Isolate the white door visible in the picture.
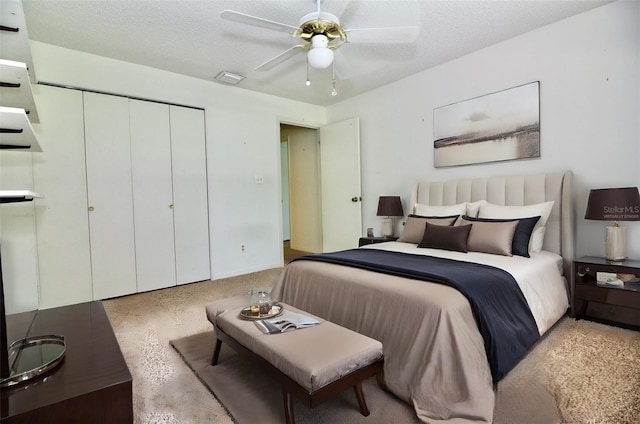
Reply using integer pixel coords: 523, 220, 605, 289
319, 117, 362, 252
170, 105, 211, 284
33, 84, 93, 308
84, 92, 137, 299
280, 138, 291, 241
130, 99, 176, 292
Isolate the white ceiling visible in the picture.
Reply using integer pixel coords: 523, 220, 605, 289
21, 0, 612, 106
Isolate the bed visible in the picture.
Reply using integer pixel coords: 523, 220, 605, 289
270, 171, 574, 423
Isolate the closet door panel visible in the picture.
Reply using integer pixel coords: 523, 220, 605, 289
130, 99, 176, 292
32, 85, 93, 308
170, 106, 210, 284
84, 92, 137, 300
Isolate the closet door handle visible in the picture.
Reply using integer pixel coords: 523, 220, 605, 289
169, 204, 174, 209
88, 206, 95, 211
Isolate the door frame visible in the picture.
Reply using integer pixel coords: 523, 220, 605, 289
277, 118, 322, 265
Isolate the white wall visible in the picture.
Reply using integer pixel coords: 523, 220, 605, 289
327, 0, 640, 260
15, 42, 325, 295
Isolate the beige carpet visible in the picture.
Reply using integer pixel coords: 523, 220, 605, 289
104, 268, 640, 424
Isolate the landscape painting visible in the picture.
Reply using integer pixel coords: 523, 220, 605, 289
434, 82, 540, 167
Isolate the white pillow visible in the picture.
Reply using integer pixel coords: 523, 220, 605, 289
466, 200, 487, 218
478, 201, 554, 252
414, 202, 467, 217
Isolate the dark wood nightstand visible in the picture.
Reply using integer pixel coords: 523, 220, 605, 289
573, 256, 640, 329
358, 237, 398, 247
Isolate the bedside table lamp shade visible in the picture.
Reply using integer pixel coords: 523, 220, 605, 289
585, 187, 640, 262
377, 196, 404, 238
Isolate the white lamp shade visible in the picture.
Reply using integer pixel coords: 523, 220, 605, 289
307, 34, 334, 69
307, 46, 333, 69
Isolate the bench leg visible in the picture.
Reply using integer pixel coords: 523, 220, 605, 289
282, 387, 295, 424
353, 382, 370, 416
211, 338, 223, 366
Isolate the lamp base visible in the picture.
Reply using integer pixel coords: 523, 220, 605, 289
605, 225, 626, 262
381, 217, 395, 238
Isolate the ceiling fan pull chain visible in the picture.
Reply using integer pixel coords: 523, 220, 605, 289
331, 62, 337, 97
305, 58, 311, 86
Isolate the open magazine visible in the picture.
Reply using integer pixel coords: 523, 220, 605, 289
254, 310, 320, 334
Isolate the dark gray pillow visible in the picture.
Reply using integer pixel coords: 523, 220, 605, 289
417, 222, 471, 253
397, 214, 459, 244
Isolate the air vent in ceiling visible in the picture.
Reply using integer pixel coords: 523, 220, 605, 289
215, 71, 245, 85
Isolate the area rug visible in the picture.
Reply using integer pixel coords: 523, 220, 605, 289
541, 319, 640, 424
171, 317, 640, 424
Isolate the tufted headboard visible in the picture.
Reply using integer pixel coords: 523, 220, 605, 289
409, 171, 575, 277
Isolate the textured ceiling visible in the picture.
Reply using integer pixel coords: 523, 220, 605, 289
22, 0, 612, 106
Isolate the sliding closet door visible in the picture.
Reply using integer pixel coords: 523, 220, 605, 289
84, 92, 137, 300
130, 99, 176, 292
170, 106, 211, 284
33, 85, 93, 308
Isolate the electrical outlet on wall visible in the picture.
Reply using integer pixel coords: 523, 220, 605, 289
241, 244, 246, 253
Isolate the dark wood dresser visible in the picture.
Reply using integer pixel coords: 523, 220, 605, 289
1, 301, 132, 423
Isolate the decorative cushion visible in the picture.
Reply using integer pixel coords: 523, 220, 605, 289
397, 214, 459, 244
459, 218, 518, 256
478, 201, 554, 252
461, 215, 541, 257
418, 222, 472, 253
414, 202, 467, 217
466, 200, 487, 218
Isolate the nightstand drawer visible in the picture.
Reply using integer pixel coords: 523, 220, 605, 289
606, 289, 640, 309
358, 237, 397, 247
574, 284, 608, 303
574, 284, 640, 309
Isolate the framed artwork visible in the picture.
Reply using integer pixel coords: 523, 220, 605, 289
434, 81, 540, 167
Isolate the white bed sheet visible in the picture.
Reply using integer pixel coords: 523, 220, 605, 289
361, 241, 569, 336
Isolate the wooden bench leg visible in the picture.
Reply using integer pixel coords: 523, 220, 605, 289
353, 382, 370, 416
282, 387, 295, 424
211, 338, 223, 366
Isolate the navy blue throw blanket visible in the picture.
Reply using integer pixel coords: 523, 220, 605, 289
292, 249, 539, 382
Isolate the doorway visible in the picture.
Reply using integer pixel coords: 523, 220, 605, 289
280, 124, 322, 262
279, 117, 362, 261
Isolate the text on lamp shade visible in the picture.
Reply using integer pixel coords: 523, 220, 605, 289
602, 205, 640, 220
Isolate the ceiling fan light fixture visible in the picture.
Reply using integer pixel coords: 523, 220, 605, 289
214, 71, 245, 85
307, 34, 333, 69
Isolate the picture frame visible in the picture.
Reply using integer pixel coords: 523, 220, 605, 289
433, 82, 540, 167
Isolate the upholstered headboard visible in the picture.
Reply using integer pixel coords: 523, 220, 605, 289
410, 171, 575, 277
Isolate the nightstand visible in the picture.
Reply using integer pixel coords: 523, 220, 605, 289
573, 256, 640, 328
358, 236, 398, 247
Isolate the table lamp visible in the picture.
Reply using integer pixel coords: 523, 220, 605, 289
377, 196, 404, 238
584, 187, 640, 262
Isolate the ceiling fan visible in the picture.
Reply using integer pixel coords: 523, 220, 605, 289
220, 0, 418, 74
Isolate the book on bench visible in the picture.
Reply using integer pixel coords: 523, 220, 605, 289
255, 311, 320, 334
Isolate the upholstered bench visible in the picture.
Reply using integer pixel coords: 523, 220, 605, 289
206, 296, 383, 424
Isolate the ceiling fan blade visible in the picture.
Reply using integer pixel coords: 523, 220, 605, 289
322, 0, 352, 20
255, 45, 306, 71
332, 49, 354, 81
346, 26, 419, 44
220, 10, 298, 34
